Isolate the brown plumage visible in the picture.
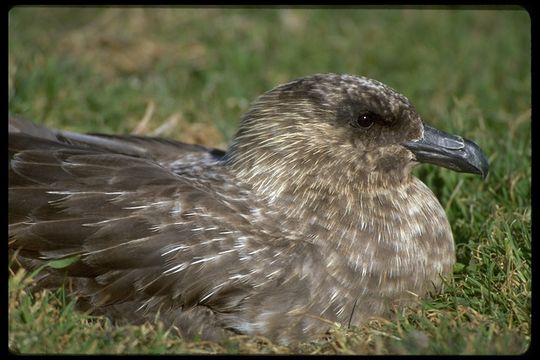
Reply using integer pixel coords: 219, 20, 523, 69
8, 73, 488, 344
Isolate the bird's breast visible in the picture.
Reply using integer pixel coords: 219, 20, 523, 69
274, 177, 455, 324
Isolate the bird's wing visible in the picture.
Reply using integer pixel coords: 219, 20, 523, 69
9, 116, 225, 164
9, 125, 314, 321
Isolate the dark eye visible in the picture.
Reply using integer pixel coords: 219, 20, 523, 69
351, 112, 378, 129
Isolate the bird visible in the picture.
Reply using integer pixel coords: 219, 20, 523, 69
8, 73, 489, 345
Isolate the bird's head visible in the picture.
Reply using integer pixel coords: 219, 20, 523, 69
225, 74, 488, 198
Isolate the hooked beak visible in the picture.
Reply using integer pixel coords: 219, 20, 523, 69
402, 124, 489, 179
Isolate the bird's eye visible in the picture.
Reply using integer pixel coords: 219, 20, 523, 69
351, 112, 378, 129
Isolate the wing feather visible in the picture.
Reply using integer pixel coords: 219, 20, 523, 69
8, 117, 332, 340
9, 120, 294, 316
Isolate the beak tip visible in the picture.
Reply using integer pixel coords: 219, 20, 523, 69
480, 168, 489, 180
467, 139, 489, 180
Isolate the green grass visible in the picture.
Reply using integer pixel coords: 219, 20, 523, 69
8, 6, 531, 355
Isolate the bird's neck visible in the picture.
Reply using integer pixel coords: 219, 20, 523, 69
224, 144, 416, 207
223, 141, 425, 256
